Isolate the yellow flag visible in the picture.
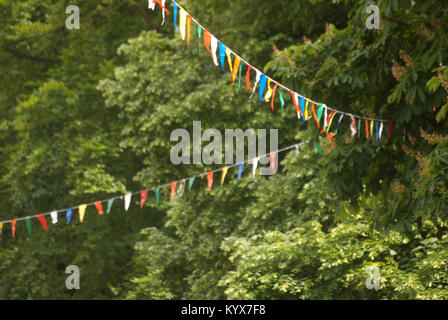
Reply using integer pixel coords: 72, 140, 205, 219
225, 48, 233, 73
370, 119, 374, 137
79, 204, 87, 222
0, 222, 2, 235
264, 79, 273, 102
326, 112, 337, 133
179, 8, 187, 40
221, 167, 229, 185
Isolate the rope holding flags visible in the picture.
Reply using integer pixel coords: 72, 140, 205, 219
0, 143, 303, 239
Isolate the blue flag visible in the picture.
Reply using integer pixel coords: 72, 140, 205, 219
66, 208, 72, 224
219, 42, 226, 72
172, 1, 179, 30
259, 74, 267, 101
299, 97, 307, 122
237, 163, 244, 182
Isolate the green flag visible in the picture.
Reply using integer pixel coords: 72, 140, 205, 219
155, 187, 160, 205
188, 176, 196, 192
106, 198, 115, 215
25, 218, 32, 236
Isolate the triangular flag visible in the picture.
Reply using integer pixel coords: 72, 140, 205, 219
179, 8, 187, 40
264, 79, 273, 102
160, 0, 168, 25
170, 182, 176, 200
11, 219, 16, 238
37, 214, 48, 232
197, 25, 202, 53
221, 167, 228, 185
252, 157, 260, 177
350, 116, 357, 140
379, 122, 384, 140
178, 179, 186, 198
94, 201, 104, 215
314, 141, 323, 156
335, 113, 344, 135
270, 83, 279, 111
106, 199, 114, 214
210, 35, 219, 66
140, 190, 148, 209
25, 218, 32, 236
79, 204, 87, 223
269, 152, 277, 173
66, 208, 72, 224
50, 211, 58, 224
299, 97, 307, 122
188, 176, 196, 192
186, 15, 191, 46
279, 90, 285, 112
207, 171, 214, 191
232, 56, 241, 84
249, 70, 261, 99
219, 42, 226, 72
238, 63, 243, 88
225, 48, 233, 73
203, 30, 212, 56
246, 65, 253, 91
124, 194, 132, 211
172, 0, 179, 30
155, 187, 160, 205
237, 163, 244, 182
259, 74, 267, 102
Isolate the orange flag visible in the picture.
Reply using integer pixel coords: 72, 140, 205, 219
186, 15, 192, 47
207, 171, 214, 192
11, 219, 16, 238
37, 214, 48, 232
232, 56, 241, 84
203, 30, 212, 56
170, 182, 177, 200
94, 201, 104, 215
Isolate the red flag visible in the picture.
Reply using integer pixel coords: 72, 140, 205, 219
207, 171, 214, 192
11, 219, 16, 238
312, 102, 320, 128
170, 182, 177, 200
140, 190, 148, 208
365, 119, 370, 139
203, 30, 212, 56
269, 152, 276, 173
153, 0, 169, 14
290, 90, 302, 116
37, 214, 48, 232
94, 201, 104, 215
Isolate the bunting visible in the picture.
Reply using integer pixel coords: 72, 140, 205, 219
163, 0, 389, 141
0, 143, 303, 239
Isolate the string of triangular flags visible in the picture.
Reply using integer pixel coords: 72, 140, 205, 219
148, 0, 392, 143
0, 143, 303, 239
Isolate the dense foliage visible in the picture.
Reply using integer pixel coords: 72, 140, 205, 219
0, 0, 447, 299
